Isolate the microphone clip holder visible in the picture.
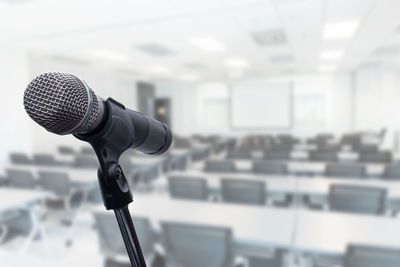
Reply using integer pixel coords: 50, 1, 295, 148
75, 98, 147, 267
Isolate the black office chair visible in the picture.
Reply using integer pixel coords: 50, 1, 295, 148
73, 155, 99, 168
325, 163, 366, 178
226, 149, 252, 160
221, 178, 266, 205
94, 213, 155, 261
360, 151, 392, 163
168, 175, 208, 201
344, 244, 400, 267
248, 249, 284, 267
383, 164, 400, 180
32, 153, 56, 166
6, 169, 36, 189
309, 151, 337, 162
204, 160, 236, 173
329, 184, 387, 215
252, 161, 287, 175
161, 222, 233, 267
264, 150, 291, 161
9, 153, 31, 165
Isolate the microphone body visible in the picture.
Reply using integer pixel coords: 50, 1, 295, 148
23, 72, 172, 156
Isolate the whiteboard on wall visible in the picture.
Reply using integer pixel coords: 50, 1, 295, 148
231, 82, 292, 128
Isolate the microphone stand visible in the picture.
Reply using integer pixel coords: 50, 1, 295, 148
75, 99, 150, 267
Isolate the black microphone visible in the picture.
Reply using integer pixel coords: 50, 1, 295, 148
23, 72, 172, 155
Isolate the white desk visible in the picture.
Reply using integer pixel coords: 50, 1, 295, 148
294, 210, 400, 256
93, 195, 297, 252
160, 170, 400, 200
195, 160, 386, 176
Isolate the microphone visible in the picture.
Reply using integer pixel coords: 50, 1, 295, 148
23, 72, 172, 155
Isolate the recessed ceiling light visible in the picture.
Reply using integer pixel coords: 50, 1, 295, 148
323, 20, 360, 40
318, 65, 337, 72
190, 38, 225, 52
147, 66, 171, 75
320, 50, 344, 60
90, 49, 127, 62
225, 58, 249, 68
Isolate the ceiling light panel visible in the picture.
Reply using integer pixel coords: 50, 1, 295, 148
225, 58, 249, 68
190, 38, 225, 52
323, 20, 360, 40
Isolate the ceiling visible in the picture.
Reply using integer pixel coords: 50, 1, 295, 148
1, 0, 400, 82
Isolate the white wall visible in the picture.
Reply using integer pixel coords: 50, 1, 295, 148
0, 45, 33, 165
28, 53, 139, 154
157, 73, 354, 138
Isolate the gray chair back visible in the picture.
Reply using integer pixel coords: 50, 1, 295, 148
309, 151, 337, 162
9, 153, 31, 165
264, 150, 291, 161
221, 178, 266, 205
38, 171, 72, 197
383, 164, 400, 180
360, 151, 392, 163
74, 155, 98, 168
329, 184, 386, 215
252, 161, 287, 175
226, 149, 252, 159
6, 169, 36, 189
93, 213, 154, 257
161, 222, 232, 267
32, 154, 56, 166
345, 244, 400, 267
58, 146, 75, 155
325, 163, 366, 178
168, 175, 208, 200
204, 160, 236, 173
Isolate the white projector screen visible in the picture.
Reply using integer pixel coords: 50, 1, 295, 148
231, 82, 292, 128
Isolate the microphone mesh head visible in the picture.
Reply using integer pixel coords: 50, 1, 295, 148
23, 72, 100, 134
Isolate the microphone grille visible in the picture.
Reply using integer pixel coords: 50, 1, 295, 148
23, 72, 100, 134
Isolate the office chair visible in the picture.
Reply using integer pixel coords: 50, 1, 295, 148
204, 160, 236, 173
252, 161, 287, 175
167, 154, 188, 171
329, 184, 387, 215
168, 175, 208, 200
6, 169, 36, 189
94, 213, 155, 259
359, 144, 379, 153
73, 155, 99, 168
309, 151, 337, 162
9, 152, 31, 165
226, 149, 252, 160
32, 153, 56, 166
383, 164, 400, 180
58, 145, 75, 155
38, 171, 82, 210
264, 150, 291, 161
248, 249, 284, 267
360, 151, 392, 163
221, 178, 266, 205
325, 163, 366, 178
161, 222, 233, 267
344, 244, 400, 267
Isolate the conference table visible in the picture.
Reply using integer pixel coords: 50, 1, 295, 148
93, 194, 297, 256
93, 194, 400, 258
194, 159, 389, 176
159, 170, 400, 203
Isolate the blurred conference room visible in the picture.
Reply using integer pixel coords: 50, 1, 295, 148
1, 0, 400, 266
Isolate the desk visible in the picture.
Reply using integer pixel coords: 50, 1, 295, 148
195, 160, 386, 176
160, 170, 400, 200
294, 210, 400, 256
93, 194, 297, 254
